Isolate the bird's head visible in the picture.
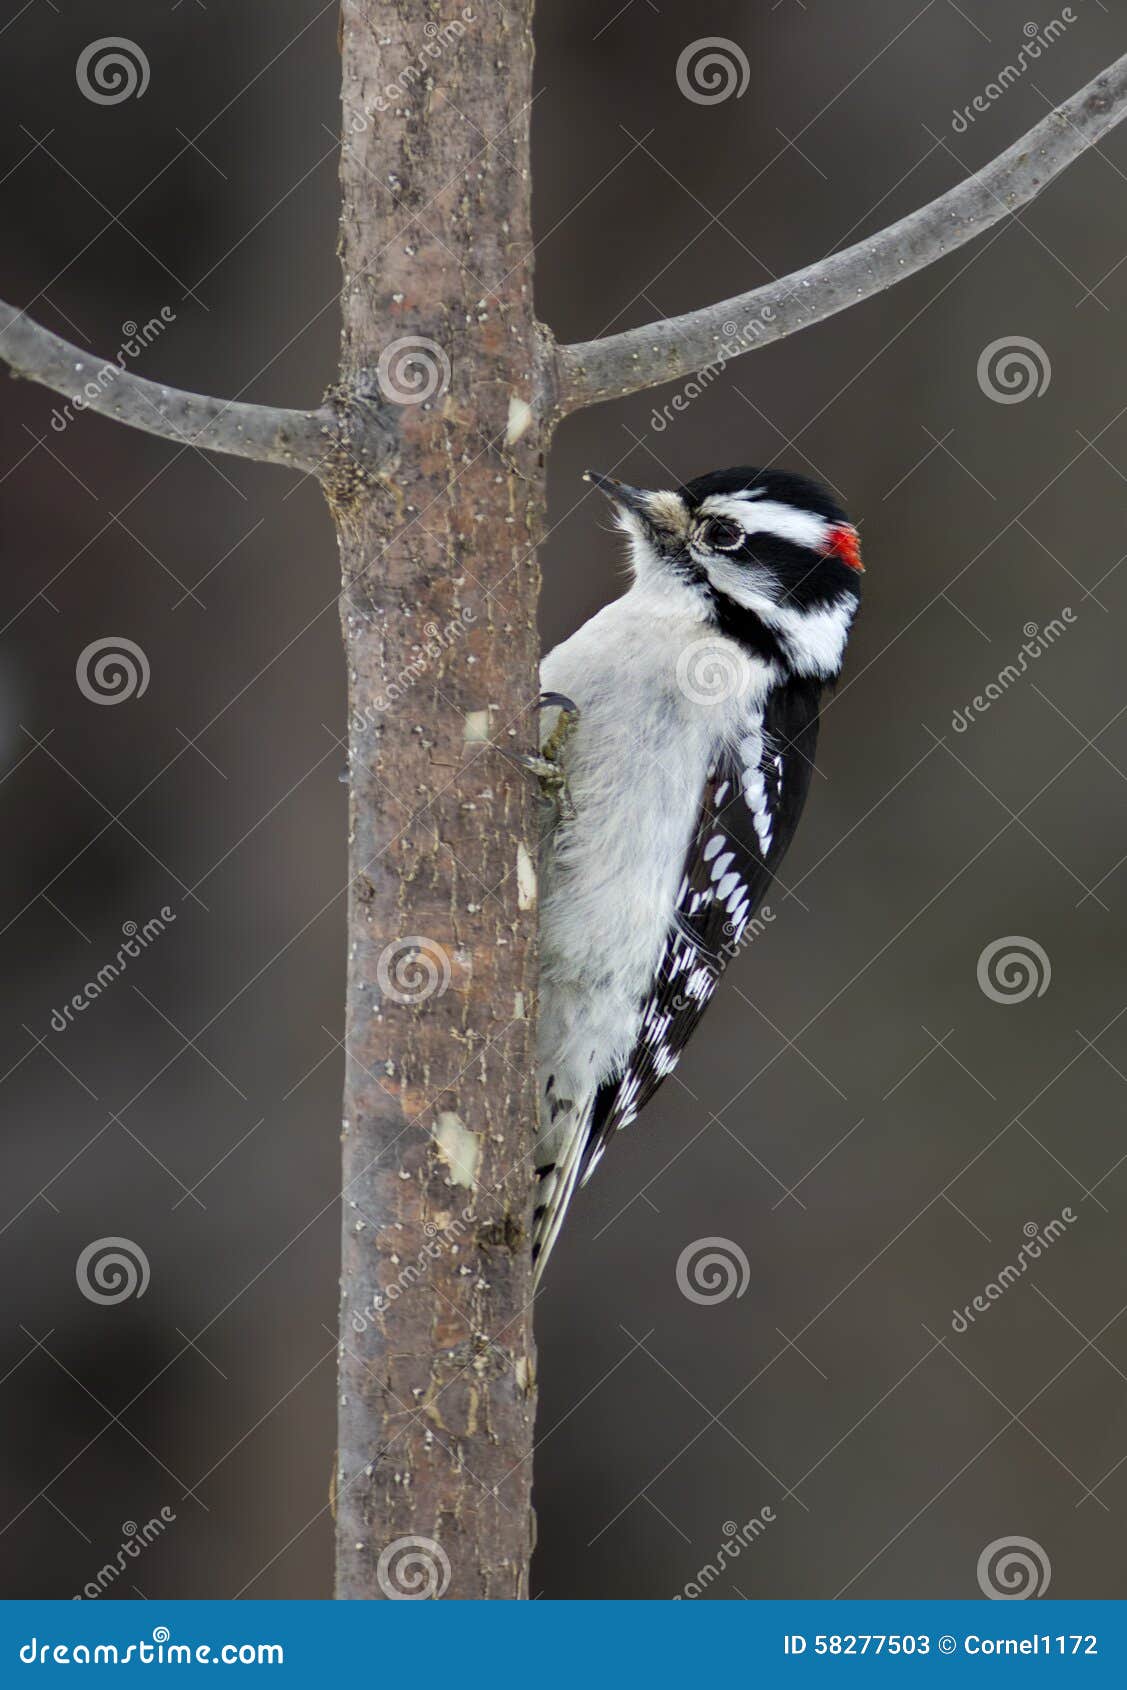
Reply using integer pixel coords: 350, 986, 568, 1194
585, 465, 863, 680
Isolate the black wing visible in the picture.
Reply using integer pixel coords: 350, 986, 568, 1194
578, 679, 823, 1183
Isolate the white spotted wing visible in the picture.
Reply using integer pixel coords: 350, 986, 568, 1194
578, 680, 823, 1182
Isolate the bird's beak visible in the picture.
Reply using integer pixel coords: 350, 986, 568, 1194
583, 471, 689, 550
583, 470, 653, 517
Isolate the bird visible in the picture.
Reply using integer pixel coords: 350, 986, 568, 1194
530, 464, 863, 1284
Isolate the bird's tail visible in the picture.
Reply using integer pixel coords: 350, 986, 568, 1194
531, 1094, 593, 1288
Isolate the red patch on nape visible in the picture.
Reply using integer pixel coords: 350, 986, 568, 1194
825, 523, 864, 572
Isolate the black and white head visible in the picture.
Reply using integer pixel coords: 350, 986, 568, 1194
586, 465, 863, 681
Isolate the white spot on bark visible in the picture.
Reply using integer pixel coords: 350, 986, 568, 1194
505, 395, 533, 444
463, 709, 490, 744
516, 841, 537, 909
434, 1111, 482, 1189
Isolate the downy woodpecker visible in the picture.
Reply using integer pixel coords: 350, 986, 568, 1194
532, 466, 863, 1282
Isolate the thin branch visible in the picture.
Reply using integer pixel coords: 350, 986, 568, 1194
0, 299, 338, 476
556, 49, 1127, 413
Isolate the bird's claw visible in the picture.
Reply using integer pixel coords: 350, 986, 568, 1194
538, 691, 579, 716
518, 693, 580, 821
517, 753, 563, 781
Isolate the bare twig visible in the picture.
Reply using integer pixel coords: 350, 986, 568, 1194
556, 49, 1127, 412
0, 299, 339, 475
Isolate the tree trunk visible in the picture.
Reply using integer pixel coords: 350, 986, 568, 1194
331, 0, 545, 1599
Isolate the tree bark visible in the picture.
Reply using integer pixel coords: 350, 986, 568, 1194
331, 0, 544, 1599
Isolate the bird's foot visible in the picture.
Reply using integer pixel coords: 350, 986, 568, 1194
515, 693, 580, 821
516, 753, 576, 822
516, 752, 563, 782
539, 693, 580, 761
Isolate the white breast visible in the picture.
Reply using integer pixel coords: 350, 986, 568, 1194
537, 579, 775, 1097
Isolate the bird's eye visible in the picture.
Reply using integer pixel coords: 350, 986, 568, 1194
700, 517, 744, 551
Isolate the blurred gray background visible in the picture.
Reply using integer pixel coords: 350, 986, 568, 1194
1, 0, 1125, 1600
